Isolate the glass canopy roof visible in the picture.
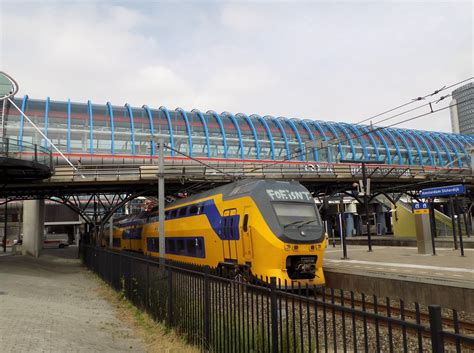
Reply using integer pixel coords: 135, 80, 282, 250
3, 96, 472, 168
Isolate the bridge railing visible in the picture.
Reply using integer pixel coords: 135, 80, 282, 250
0, 137, 52, 168
82, 245, 474, 353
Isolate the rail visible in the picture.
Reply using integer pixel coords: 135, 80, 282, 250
82, 245, 474, 353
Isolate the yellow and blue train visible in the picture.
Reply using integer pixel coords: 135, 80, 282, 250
107, 179, 327, 286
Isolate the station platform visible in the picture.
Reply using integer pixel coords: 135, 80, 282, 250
323, 245, 474, 312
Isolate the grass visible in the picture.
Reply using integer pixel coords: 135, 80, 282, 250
95, 276, 200, 353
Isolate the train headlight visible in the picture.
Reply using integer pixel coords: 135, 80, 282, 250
284, 244, 292, 251
300, 230, 306, 236
310, 245, 315, 251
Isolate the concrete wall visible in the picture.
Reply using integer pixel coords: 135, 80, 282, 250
392, 203, 416, 238
325, 269, 473, 312
22, 199, 44, 257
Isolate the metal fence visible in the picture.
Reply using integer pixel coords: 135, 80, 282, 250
82, 245, 474, 353
0, 136, 52, 167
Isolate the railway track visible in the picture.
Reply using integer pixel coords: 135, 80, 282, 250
316, 290, 474, 348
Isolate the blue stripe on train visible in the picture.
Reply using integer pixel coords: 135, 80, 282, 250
121, 199, 240, 241
169, 199, 240, 241
147, 236, 206, 258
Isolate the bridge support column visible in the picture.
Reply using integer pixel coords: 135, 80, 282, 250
415, 213, 434, 254
22, 199, 44, 257
344, 203, 357, 237
375, 204, 387, 235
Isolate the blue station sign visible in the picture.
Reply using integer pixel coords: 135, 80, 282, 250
420, 184, 466, 198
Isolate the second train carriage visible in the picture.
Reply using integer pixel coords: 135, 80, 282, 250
108, 179, 328, 286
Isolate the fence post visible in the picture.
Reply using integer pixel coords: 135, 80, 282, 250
429, 305, 444, 353
119, 251, 122, 292
270, 277, 278, 353
93, 247, 96, 272
146, 257, 150, 311
203, 266, 211, 349
167, 267, 173, 327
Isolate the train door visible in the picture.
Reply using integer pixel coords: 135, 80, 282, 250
241, 207, 253, 262
124, 226, 132, 250
222, 208, 238, 262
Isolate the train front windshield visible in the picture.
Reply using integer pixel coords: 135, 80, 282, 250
273, 203, 320, 227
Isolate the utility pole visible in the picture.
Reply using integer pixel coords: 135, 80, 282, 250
340, 195, 348, 259
361, 162, 373, 252
3, 202, 7, 252
341, 159, 385, 252
1, 97, 6, 138
109, 214, 114, 249
158, 138, 166, 265
428, 198, 437, 255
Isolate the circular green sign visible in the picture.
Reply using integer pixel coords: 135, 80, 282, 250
0, 72, 18, 99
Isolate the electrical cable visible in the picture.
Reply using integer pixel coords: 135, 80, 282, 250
248, 95, 473, 173
164, 144, 238, 179
354, 76, 473, 125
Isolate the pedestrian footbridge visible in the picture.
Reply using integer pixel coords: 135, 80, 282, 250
0, 96, 471, 198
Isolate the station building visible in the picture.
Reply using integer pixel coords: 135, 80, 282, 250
450, 82, 474, 135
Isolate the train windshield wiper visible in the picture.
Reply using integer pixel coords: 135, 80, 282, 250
283, 220, 306, 229
297, 219, 318, 228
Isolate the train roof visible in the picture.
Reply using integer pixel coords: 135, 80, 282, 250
116, 179, 311, 221
168, 179, 304, 208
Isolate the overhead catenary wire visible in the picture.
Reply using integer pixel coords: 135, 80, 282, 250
354, 76, 473, 125
248, 94, 473, 174
176, 76, 472, 176
310, 77, 473, 162
164, 144, 238, 179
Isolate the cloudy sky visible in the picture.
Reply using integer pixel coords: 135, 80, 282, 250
1, 0, 472, 132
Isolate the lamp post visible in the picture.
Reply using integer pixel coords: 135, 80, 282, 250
157, 138, 165, 265
149, 136, 166, 265
341, 159, 385, 252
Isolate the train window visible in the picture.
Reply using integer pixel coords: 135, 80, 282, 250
186, 239, 196, 255
189, 204, 198, 215
178, 207, 187, 217
166, 238, 175, 253
163, 237, 205, 257
147, 238, 157, 252
165, 211, 170, 220
273, 203, 318, 227
177, 239, 185, 254
243, 214, 249, 232
196, 238, 203, 251
229, 217, 234, 240
170, 209, 177, 219
222, 218, 227, 239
